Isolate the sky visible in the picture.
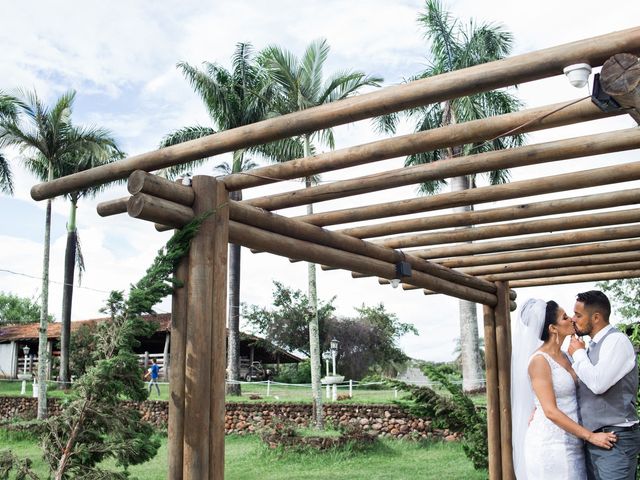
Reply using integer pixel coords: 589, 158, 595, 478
1, 0, 639, 362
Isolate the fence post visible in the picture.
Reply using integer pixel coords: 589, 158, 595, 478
326, 382, 330, 399
394, 387, 398, 399
266, 379, 271, 397
349, 379, 353, 398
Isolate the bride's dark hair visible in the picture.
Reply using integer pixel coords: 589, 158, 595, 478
540, 300, 559, 341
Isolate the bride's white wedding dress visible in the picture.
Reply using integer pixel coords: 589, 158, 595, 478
524, 352, 587, 479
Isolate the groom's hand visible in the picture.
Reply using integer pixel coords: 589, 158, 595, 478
568, 335, 586, 356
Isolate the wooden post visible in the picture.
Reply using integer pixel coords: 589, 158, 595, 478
183, 176, 229, 479
482, 304, 502, 480
508, 270, 640, 288
168, 248, 188, 480
495, 282, 514, 480
600, 53, 640, 124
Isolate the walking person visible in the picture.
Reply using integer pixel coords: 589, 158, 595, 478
145, 358, 161, 396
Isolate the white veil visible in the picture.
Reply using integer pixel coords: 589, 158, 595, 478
511, 298, 546, 480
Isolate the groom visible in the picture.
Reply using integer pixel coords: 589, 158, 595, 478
568, 290, 640, 480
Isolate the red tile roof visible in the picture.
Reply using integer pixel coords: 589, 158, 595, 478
0, 314, 171, 342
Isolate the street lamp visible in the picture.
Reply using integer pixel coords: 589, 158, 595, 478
22, 345, 30, 375
322, 351, 332, 399
330, 339, 339, 401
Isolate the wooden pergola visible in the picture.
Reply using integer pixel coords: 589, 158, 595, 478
31, 28, 640, 480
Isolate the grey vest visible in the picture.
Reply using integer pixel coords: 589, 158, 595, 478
577, 327, 638, 432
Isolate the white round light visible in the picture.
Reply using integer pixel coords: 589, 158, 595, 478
563, 63, 592, 88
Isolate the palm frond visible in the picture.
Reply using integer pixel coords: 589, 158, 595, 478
322, 71, 382, 104
418, 0, 461, 72
157, 125, 216, 179
75, 231, 86, 285
0, 153, 14, 195
300, 38, 330, 104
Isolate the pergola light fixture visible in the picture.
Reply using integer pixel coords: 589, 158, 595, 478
563, 63, 592, 88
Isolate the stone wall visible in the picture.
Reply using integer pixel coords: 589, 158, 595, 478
0, 397, 458, 440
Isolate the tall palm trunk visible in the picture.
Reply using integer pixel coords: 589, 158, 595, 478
226, 189, 242, 396
446, 103, 483, 392
450, 175, 484, 392
37, 165, 53, 419
303, 134, 323, 428
60, 199, 78, 388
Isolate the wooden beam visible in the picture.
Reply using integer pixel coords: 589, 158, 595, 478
340, 188, 640, 239
229, 221, 497, 306
128, 170, 194, 206
297, 158, 640, 227
410, 224, 640, 259
230, 202, 495, 294
96, 196, 128, 217
481, 261, 640, 282
31, 27, 640, 201
224, 99, 616, 191
382, 209, 640, 249
482, 303, 502, 480
507, 270, 640, 288
495, 282, 515, 480
247, 128, 640, 211
600, 53, 640, 124
434, 239, 640, 268
127, 193, 194, 229
459, 251, 640, 276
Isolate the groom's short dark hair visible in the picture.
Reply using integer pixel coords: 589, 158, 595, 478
576, 290, 611, 322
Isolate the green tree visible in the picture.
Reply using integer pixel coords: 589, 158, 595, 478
0, 291, 53, 325
377, 0, 524, 391
261, 38, 382, 426
160, 43, 300, 396
0, 89, 120, 418
598, 279, 640, 321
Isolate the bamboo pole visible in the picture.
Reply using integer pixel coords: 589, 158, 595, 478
224, 99, 615, 191
230, 201, 495, 294
600, 53, 640, 124
127, 193, 194, 229
128, 170, 195, 206
168, 244, 188, 480
96, 197, 128, 217
508, 270, 640, 288
209, 179, 229, 480
482, 303, 502, 480
229, 221, 497, 306
409, 224, 640, 259
340, 188, 640, 239
460, 251, 640, 276
297, 158, 640, 227
384, 209, 640, 249
434, 238, 640, 268
247, 128, 640, 211
31, 27, 640, 201
494, 282, 515, 480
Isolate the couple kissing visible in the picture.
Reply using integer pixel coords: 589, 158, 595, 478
511, 290, 639, 480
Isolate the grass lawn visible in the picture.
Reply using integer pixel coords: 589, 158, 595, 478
1, 430, 487, 479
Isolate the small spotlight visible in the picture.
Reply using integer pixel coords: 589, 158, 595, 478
390, 278, 401, 289
563, 63, 592, 88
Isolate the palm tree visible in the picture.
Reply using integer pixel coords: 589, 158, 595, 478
160, 43, 300, 396
45, 141, 123, 388
0, 89, 122, 417
377, 0, 524, 392
0, 93, 18, 195
261, 38, 382, 426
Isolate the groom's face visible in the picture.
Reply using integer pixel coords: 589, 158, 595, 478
572, 301, 592, 336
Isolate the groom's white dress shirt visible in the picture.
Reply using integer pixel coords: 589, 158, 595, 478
572, 324, 637, 426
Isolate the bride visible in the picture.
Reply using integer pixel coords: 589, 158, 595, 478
511, 298, 617, 479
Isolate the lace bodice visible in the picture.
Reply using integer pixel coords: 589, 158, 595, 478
523, 351, 586, 479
